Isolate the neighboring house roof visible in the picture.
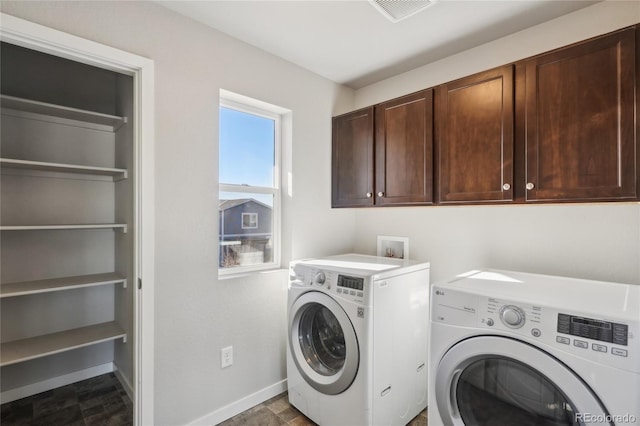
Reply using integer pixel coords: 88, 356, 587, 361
219, 198, 271, 211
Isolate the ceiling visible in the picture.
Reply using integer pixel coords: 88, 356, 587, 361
158, 0, 599, 89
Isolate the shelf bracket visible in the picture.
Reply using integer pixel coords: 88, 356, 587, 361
122, 279, 127, 289
122, 334, 127, 344
113, 170, 128, 182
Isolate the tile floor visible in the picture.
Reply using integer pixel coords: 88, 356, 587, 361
1, 375, 427, 426
0, 373, 132, 426
219, 392, 428, 426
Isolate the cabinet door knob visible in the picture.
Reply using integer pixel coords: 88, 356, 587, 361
366, 192, 372, 198
526, 182, 535, 190
502, 183, 511, 191
377, 192, 384, 197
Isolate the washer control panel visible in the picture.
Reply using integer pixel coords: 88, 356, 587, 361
337, 274, 364, 291
290, 265, 367, 302
335, 274, 365, 299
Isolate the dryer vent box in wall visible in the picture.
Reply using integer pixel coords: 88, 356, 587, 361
369, 0, 437, 23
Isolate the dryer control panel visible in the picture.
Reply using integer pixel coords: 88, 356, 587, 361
432, 286, 639, 373
557, 313, 628, 346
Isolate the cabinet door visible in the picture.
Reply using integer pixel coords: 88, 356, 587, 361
436, 65, 514, 204
375, 89, 434, 206
524, 28, 637, 202
332, 107, 374, 207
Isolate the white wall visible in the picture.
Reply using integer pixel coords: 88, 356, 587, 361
355, 1, 640, 107
352, 1, 640, 285
0, 2, 356, 424
2, 1, 639, 424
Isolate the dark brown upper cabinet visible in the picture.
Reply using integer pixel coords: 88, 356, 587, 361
332, 107, 374, 207
523, 27, 637, 202
331, 25, 638, 209
375, 89, 434, 206
436, 65, 514, 204
332, 90, 434, 207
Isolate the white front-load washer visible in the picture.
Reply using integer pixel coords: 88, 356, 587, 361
429, 269, 640, 426
287, 254, 430, 426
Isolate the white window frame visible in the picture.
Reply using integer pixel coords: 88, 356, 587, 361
219, 92, 282, 276
241, 212, 258, 229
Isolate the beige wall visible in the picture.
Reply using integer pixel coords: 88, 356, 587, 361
0, 2, 356, 424
351, 1, 640, 285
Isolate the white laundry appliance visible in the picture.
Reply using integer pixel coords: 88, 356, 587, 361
429, 269, 640, 426
286, 254, 430, 425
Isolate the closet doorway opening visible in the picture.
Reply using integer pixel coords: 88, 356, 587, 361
0, 14, 155, 426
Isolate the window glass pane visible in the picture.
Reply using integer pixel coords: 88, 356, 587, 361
219, 107, 275, 187
242, 213, 258, 229
219, 192, 273, 269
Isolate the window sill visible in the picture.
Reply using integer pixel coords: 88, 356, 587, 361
218, 266, 287, 281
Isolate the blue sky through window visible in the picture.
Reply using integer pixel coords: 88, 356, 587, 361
219, 106, 275, 189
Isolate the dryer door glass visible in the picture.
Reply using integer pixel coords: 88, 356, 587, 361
435, 336, 609, 426
298, 303, 345, 375
457, 357, 577, 425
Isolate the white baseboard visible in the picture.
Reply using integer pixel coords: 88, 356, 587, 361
0, 362, 114, 404
113, 362, 134, 402
187, 379, 288, 426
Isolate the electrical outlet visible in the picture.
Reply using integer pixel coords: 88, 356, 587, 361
221, 346, 233, 368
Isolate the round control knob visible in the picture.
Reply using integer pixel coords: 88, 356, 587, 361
486, 318, 494, 327
500, 305, 526, 329
314, 272, 326, 286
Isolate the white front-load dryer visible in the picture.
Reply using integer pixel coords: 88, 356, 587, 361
287, 254, 430, 426
429, 269, 640, 426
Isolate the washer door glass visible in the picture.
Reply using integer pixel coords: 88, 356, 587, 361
299, 303, 345, 375
457, 357, 577, 425
289, 291, 359, 395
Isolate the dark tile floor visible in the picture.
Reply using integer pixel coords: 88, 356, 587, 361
220, 392, 428, 426
1, 375, 427, 426
0, 373, 132, 426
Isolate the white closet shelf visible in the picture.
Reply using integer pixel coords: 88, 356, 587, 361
0, 224, 127, 232
0, 272, 126, 298
0, 321, 126, 367
1, 95, 127, 132
0, 158, 127, 180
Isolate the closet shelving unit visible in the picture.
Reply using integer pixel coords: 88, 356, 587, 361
0, 94, 129, 370
0, 272, 127, 298
1, 95, 126, 131
1, 322, 127, 367
0, 224, 128, 231
0, 158, 127, 180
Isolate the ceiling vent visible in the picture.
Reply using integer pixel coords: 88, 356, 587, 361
369, 0, 437, 23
